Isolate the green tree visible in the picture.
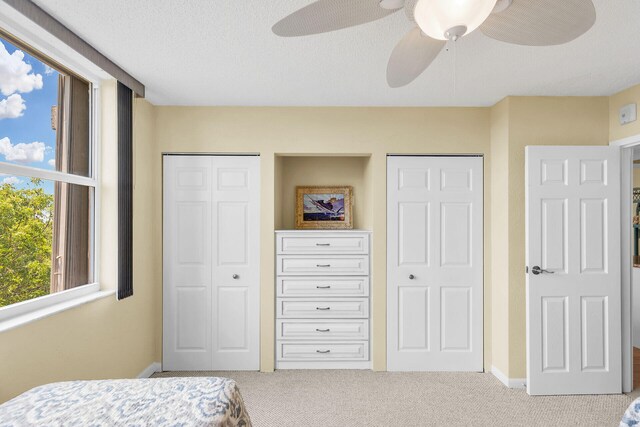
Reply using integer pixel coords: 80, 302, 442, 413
0, 178, 53, 307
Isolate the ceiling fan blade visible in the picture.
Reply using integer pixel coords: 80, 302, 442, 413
387, 27, 445, 88
272, 0, 401, 37
481, 0, 596, 46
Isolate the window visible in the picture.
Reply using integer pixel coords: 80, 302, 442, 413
0, 33, 96, 312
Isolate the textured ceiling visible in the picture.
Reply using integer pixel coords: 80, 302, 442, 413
29, 0, 640, 106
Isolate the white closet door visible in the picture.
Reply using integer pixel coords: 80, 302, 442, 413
210, 156, 260, 370
387, 156, 483, 372
163, 155, 260, 371
163, 156, 213, 370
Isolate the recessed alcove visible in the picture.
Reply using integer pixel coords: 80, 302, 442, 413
274, 154, 373, 230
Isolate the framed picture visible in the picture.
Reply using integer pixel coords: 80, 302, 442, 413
295, 186, 353, 230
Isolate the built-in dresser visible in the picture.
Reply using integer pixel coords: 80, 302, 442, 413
275, 230, 371, 369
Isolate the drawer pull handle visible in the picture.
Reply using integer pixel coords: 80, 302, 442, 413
316, 243, 331, 246
316, 285, 331, 289
316, 264, 331, 268
316, 307, 331, 310
315, 328, 331, 332
316, 350, 331, 354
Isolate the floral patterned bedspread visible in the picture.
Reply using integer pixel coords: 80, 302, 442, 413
0, 377, 252, 427
621, 397, 640, 427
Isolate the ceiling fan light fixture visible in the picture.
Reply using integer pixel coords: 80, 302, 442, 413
379, 0, 406, 10
444, 25, 467, 41
491, 0, 513, 14
413, 0, 498, 40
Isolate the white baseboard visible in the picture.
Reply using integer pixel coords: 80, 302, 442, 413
491, 365, 526, 389
137, 362, 162, 378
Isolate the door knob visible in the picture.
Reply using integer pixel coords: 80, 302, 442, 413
232, 274, 239, 279
409, 274, 415, 280
531, 266, 554, 275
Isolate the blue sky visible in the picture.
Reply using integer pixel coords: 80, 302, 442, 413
0, 36, 59, 194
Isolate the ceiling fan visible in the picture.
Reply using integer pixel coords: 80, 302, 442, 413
272, 0, 596, 88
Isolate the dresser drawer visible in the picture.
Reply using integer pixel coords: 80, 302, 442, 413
277, 298, 369, 318
277, 342, 369, 361
277, 234, 368, 255
277, 277, 369, 297
276, 256, 369, 276
276, 319, 369, 340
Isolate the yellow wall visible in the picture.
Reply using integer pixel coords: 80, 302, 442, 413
610, 84, 640, 141
153, 100, 609, 376
151, 106, 492, 371
490, 98, 510, 375
0, 82, 159, 402
491, 97, 611, 379
3, 85, 638, 402
133, 97, 163, 363
278, 156, 371, 230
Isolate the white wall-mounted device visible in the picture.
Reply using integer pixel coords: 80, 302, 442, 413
620, 103, 637, 125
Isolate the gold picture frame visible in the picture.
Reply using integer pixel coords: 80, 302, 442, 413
295, 186, 353, 230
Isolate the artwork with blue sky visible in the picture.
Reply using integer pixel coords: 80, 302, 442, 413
0, 36, 59, 193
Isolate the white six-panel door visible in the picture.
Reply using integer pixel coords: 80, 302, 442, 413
526, 146, 620, 395
387, 156, 483, 371
163, 155, 260, 371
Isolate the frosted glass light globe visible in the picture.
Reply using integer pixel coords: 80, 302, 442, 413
413, 0, 498, 41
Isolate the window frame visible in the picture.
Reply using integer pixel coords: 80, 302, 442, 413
0, 27, 108, 330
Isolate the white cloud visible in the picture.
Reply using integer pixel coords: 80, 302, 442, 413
0, 41, 43, 96
0, 137, 46, 163
0, 93, 26, 119
2, 176, 21, 185
44, 65, 55, 76
48, 158, 55, 167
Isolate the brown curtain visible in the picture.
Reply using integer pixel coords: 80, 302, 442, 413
50, 75, 90, 293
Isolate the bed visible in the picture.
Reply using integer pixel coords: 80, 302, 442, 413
621, 397, 640, 427
0, 376, 252, 426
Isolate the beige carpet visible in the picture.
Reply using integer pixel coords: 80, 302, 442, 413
152, 370, 632, 426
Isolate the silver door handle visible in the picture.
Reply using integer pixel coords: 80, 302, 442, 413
409, 274, 415, 280
316, 285, 331, 289
316, 350, 331, 354
315, 328, 330, 332
232, 274, 239, 279
531, 266, 554, 275
316, 264, 331, 268
316, 307, 331, 310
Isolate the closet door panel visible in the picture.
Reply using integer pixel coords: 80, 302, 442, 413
217, 286, 249, 351
211, 156, 260, 370
163, 156, 213, 370
176, 286, 208, 350
387, 156, 483, 372
217, 202, 249, 265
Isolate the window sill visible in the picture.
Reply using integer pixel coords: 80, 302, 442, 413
0, 289, 115, 334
